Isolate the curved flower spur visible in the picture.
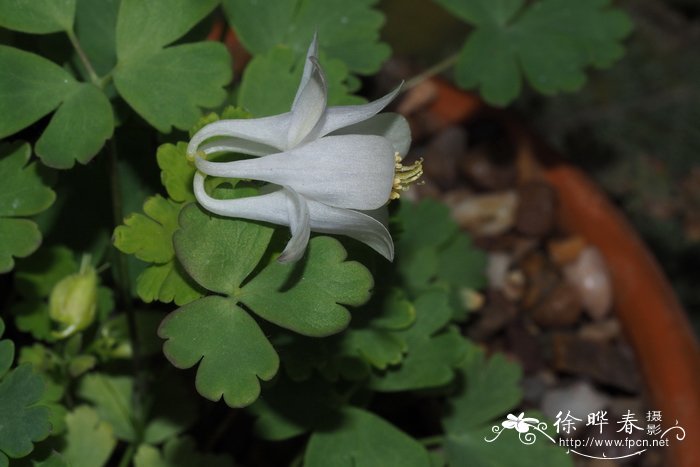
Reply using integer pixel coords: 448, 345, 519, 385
188, 35, 422, 262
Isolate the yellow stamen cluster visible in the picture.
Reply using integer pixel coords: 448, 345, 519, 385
390, 153, 423, 200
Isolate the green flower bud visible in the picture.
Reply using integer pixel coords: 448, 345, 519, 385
49, 255, 98, 339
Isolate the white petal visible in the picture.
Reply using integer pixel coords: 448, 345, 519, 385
194, 174, 393, 261
277, 188, 311, 263
199, 138, 278, 157
188, 113, 293, 156
309, 203, 394, 261
287, 56, 327, 148
330, 112, 411, 156
311, 85, 402, 139
193, 172, 289, 225
195, 135, 395, 210
292, 32, 319, 109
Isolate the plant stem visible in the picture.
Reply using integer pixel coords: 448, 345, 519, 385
107, 139, 145, 432
419, 435, 445, 447
403, 53, 460, 91
117, 443, 136, 467
66, 29, 101, 88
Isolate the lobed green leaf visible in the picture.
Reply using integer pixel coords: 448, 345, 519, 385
304, 407, 431, 467
35, 84, 114, 169
370, 291, 467, 391
0, 46, 77, 140
240, 236, 374, 337
0, 0, 76, 34
224, 0, 390, 74
0, 319, 51, 465
115, 0, 219, 62
134, 436, 233, 467
173, 204, 273, 296
113, 42, 232, 133
436, 0, 633, 105
61, 406, 116, 467
0, 143, 55, 273
158, 296, 279, 407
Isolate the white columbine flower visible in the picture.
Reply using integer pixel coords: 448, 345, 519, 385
188, 35, 422, 262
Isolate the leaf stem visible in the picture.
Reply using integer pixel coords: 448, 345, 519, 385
66, 28, 102, 88
107, 139, 146, 434
403, 53, 460, 91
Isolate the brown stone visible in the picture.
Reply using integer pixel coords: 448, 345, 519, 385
548, 236, 587, 266
460, 145, 517, 191
467, 291, 517, 340
450, 191, 518, 236
530, 282, 583, 328
578, 319, 621, 342
515, 181, 557, 236
550, 333, 642, 393
519, 252, 560, 310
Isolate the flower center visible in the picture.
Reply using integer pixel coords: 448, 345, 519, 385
390, 153, 423, 200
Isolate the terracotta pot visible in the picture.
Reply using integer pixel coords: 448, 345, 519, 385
406, 78, 700, 467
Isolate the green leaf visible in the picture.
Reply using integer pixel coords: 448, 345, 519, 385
61, 406, 116, 467
338, 327, 406, 370
35, 84, 114, 169
134, 437, 233, 467
15, 246, 78, 298
114, 195, 204, 305
27, 452, 69, 467
0, 143, 55, 273
159, 296, 279, 407
0, 46, 77, 139
443, 345, 522, 432
437, 234, 487, 290
239, 46, 363, 117
446, 422, 571, 467
435, 0, 633, 105
0, 320, 51, 465
13, 302, 54, 342
396, 200, 458, 255
370, 291, 467, 391
135, 262, 204, 307
318, 290, 412, 372
78, 372, 196, 444
224, 0, 390, 74
115, 0, 219, 62
38, 377, 68, 435
275, 290, 413, 381
441, 345, 570, 466
0, 0, 76, 34
156, 143, 195, 203
77, 374, 132, 440
304, 407, 431, 467
114, 42, 231, 133
168, 201, 372, 404
240, 236, 373, 337
115, 196, 180, 264
173, 204, 273, 295
249, 376, 338, 441
395, 201, 455, 290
